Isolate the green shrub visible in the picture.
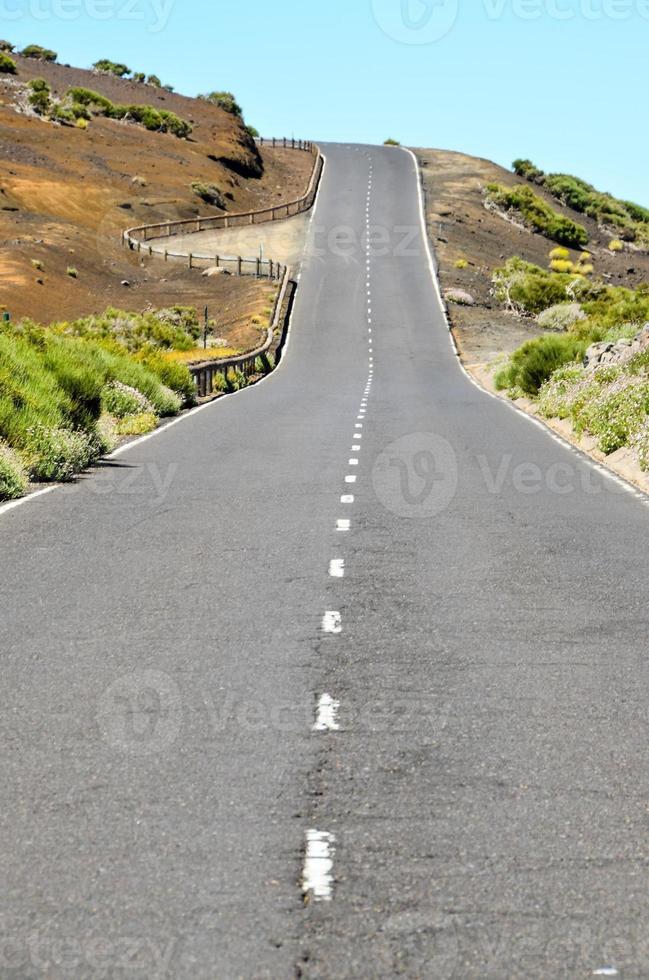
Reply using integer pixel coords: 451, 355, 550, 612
384, 138, 400, 146
54, 107, 76, 126
29, 88, 51, 114
0, 40, 15, 53
28, 77, 49, 93
67, 87, 114, 112
137, 350, 196, 406
631, 419, 649, 470
96, 413, 118, 453
495, 334, 588, 396
516, 159, 649, 242
485, 183, 588, 248
0, 52, 16, 73
537, 365, 587, 419
24, 427, 96, 481
0, 440, 28, 500
93, 59, 130, 77
101, 381, 153, 418
512, 159, 544, 181
609, 239, 624, 252
67, 266, 78, 277
492, 257, 571, 315
199, 91, 242, 115
133, 72, 145, 83
537, 302, 585, 332
116, 412, 157, 435
572, 375, 649, 453
191, 181, 226, 208
21, 44, 57, 62
146, 74, 161, 87
245, 125, 259, 139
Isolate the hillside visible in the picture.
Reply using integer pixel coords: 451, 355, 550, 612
417, 149, 649, 362
0, 52, 313, 329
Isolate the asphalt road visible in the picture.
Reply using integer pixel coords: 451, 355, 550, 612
3, 144, 649, 979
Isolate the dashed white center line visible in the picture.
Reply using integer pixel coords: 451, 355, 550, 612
322, 611, 342, 634
303, 830, 335, 903
329, 559, 345, 578
313, 694, 340, 732
341, 494, 354, 504
349, 459, 359, 466
345, 475, 357, 484
337, 519, 351, 531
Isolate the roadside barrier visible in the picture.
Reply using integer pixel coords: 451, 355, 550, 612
189, 265, 292, 396
122, 140, 322, 281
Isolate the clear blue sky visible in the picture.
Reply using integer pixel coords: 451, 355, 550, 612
5, 0, 648, 203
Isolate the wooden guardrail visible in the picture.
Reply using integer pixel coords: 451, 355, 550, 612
122, 141, 323, 274
121, 139, 319, 395
190, 264, 292, 397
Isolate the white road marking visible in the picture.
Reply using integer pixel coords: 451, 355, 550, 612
303, 830, 335, 902
349, 459, 359, 466
593, 971, 618, 977
337, 519, 351, 531
352, 445, 361, 451
341, 494, 354, 504
329, 559, 345, 578
313, 694, 340, 732
322, 611, 342, 634
345, 475, 357, 483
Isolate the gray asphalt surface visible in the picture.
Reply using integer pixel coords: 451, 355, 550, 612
2, 144, 649, 979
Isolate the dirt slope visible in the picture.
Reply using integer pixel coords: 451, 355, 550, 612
416, 149, 649, 362
0, 54, 313, 331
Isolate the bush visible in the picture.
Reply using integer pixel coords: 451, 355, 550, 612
23, 427, 96, 481
133, 72, 145, 83
485, 183, 588, 248
101, 380, 153, 418
28, 77, 49, 92
246, 125, 259, 139
199, 91, 242, 115
191, 181, 226, 208
93, 59, 130, 77
454, 258, 468, 269
146, 74, 161, 87
572, 375, 649, 453
67, 267, 78, 277
21, 44, 57, 62
492, 257, 571, 315
54, 107, 76, 126
549, 246, 570, 261
631, 419, 649, 470
0, 440, 28, 500
65, 89, 191, 138
0, 52, 16, 73
550, 259, 574, 274
537, 302, 585, 332
512, 159, 544, 181
495, 334, 588, 396
384, 138, 400, 146
538, 364, 587, 419
0, 40, 15, 53
28, 87, 51, 114
116, 412, 157, 436
609, 239, 624, 252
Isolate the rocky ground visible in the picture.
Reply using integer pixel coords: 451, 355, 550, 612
0, 54, 313, 344
415, 148, 649, 363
